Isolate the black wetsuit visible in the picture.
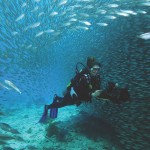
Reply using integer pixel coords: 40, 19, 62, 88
47, 69, 101, 108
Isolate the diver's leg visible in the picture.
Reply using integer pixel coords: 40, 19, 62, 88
45, 93, 76, 109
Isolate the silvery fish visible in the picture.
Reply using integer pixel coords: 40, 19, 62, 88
35, 31, 44, 37
59, 0, 68, 6
105, 16, 116, 19
15, 14, 25, 22
116, 12, 129, 17
79, 21, 91, 26
30, 22, 41, 28
96, 23, 108, 26
50, 12, 58, 16
4, 80, 21, 94
139, 32, 150, 40
45, 29, 55, 33
31, 6, 39, 12
38, 12, 45, 17
121, 10, 137, 15
107, 4, 119, 8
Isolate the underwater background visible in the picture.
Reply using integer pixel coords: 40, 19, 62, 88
0, 0, 150, 150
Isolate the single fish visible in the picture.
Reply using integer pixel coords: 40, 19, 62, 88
12, 32, 18, 36
45, 29, 55, 33
69, 18, 77, 22
97, 23, 108, 26
59, 0, 68, 6
4, 80, 21, 94
30, 22, 40, 28
15, 14, 25, 22
142, 2, 150, 6
121, 10, 137, 15
31, 6, 39, 12
108, 4, 119, 8
50, 12, 58, 16
27, 44, 32, 49
0, 123, 20, 134
138, 10, 147, 14
38, 12, 44, 17
116, 12, 129, 17
0, 134, 15, 140
79, 21, 91, 26
105, 15, 116, 20
139, 32, 150, 40
35, 31, 44, 37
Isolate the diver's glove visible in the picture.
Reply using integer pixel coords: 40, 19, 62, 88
91, 90, 102, 99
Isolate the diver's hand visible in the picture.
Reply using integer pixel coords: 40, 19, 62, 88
91, 90, 102, 98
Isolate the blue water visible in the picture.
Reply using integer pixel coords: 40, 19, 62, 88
0, 0, 149, 150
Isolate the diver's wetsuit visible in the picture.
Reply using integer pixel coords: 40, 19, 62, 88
47, 69, 101, 109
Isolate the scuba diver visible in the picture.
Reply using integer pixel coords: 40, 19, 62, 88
39, 57, 130, 122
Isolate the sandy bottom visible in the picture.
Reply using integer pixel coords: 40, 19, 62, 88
0, 106, 121, 150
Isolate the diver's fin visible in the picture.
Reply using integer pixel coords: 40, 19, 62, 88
49, 108, 58, 119
38, 105, 48, 123
49, 94, 59, 119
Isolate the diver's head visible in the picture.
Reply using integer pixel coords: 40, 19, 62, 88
87, 57, 101, 76
90, 63, 101, 77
